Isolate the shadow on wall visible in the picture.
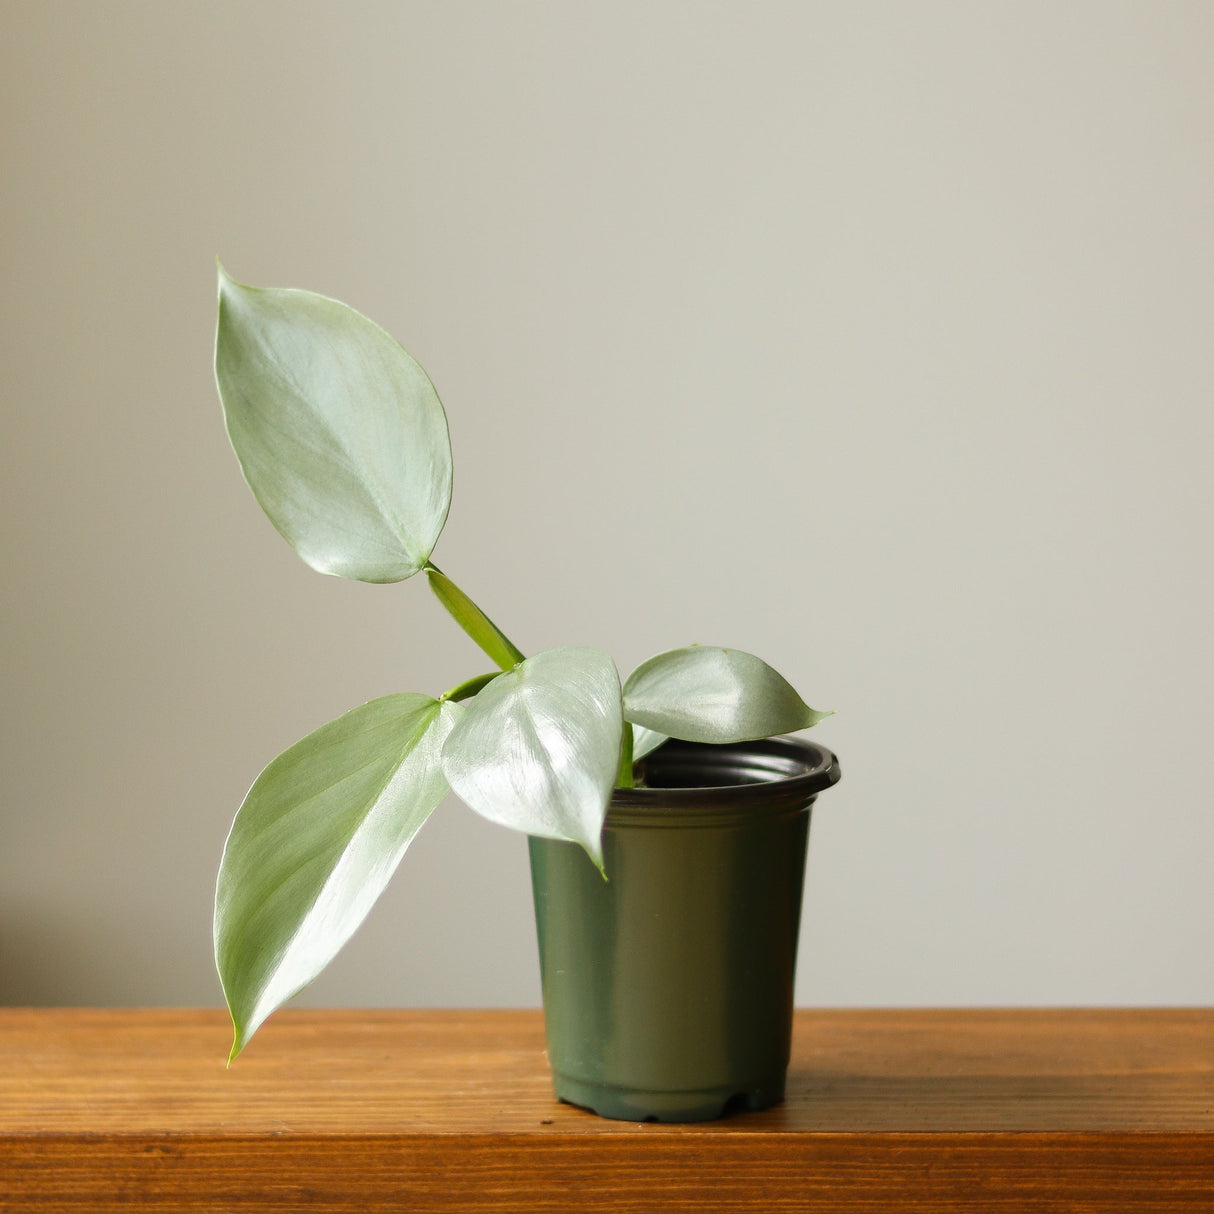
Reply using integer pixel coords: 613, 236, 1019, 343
0, 902, 162, 1006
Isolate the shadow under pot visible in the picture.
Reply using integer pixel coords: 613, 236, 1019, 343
528, 735, 841, 1123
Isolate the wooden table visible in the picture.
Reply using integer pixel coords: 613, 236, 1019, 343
1, 1008, 1211, 1211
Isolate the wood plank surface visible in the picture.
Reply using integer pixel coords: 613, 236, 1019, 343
1, 1008, 1212, 1211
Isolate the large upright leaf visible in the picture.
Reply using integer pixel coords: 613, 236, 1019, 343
215, 693, 458, 1059
441, 647, 622, 870
623, 645, 832, 743
215, 267, 452, 583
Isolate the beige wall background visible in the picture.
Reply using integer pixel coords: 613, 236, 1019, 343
3, 0, 1212, 1013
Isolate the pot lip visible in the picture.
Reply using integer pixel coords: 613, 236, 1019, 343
611, 735, 840, 810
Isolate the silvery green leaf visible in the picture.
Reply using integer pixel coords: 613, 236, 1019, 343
215, 694, 458, 1059
631, 725, 668, 761
441, 647, 622, 869
215, 267, 452, 583
623, 646, 832, 743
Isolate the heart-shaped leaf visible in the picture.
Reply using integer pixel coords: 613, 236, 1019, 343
623, 645, 831, 743
441, 647, 622, 869
215, 267, 452, 583
215, 693, 458, 1058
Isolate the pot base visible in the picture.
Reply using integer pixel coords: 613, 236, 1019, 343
553, 1071, 786, 1123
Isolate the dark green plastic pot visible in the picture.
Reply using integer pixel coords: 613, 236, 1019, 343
528, 735, 840, 1123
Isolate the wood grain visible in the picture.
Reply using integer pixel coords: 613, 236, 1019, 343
2, 1008, 1212, 1210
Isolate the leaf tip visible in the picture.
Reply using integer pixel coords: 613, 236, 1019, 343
222, 981, 251, 1065
584, 841, 607, 880
215, 260, 247, 317
215, 261, 255, 306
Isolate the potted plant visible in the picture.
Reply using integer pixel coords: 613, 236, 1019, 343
211, 266, 841, 1122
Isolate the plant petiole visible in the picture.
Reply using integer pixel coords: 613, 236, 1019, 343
440, 672, 501, 703
425, 563, 526, 672
615, 720, 635, 789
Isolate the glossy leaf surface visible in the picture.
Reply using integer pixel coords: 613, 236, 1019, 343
441, 647, 622, 869
623, 645, 832, 743
215, 267, 452, 582
631, 725, 668, 761
215, 694, 458, 1058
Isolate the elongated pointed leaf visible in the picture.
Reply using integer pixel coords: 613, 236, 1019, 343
441, 647, 622, 869
215, 267, 452, 583
623, 646, 832, 743
215, 694, 458, 1058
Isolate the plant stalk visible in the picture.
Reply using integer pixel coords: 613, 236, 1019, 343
440, 672, 501, 703
615, 720, 635, 789
425, 563, 525, 672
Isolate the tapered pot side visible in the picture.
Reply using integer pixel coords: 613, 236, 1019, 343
528, 736, 841, 1123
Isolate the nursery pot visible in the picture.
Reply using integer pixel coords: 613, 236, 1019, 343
528, 735, 840, 1123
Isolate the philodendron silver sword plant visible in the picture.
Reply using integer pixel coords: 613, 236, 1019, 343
212, 266, 831, 1060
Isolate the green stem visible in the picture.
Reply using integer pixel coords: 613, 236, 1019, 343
425, 563, 526, 672
615, 720, 635, 789
439, 672, 501, 703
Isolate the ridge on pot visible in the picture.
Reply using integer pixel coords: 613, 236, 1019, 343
529, 736, 840, 1123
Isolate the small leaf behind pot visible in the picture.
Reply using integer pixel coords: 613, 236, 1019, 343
441, 647, 622, 870
215, 267, 452, 583
623, 645, 831, 743
215, 694, 459, 1059
631, 725, 668, 761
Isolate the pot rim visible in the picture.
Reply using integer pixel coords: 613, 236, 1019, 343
610, 735, 840, 818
